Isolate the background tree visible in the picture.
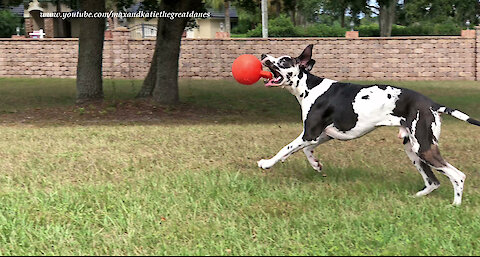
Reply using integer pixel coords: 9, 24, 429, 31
403, 0, 480, 27
137, 0, 204, 105
0, 0, 22, 6
0, 9, 21, 37
76, 0, 106, 103
378, 0, 396, 37
367, 0, 396, 37
207, 0, 232, 34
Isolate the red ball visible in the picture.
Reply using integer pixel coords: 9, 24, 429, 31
232, 54, 272, 85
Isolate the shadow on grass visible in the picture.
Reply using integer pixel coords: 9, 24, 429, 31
0, 78, 479, 126
257, 162, 457, 203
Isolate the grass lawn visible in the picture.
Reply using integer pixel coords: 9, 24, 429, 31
0, 78, 479, 255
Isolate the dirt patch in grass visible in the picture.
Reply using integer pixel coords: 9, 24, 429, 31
0, 99, 233, 126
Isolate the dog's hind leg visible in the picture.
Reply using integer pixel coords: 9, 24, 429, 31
409, 110, 466, 205
418, 145, 466, 206
302, 133, 331, 173
403, 136, 440, 197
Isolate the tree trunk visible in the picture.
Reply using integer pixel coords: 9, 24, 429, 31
379, 0, 396, 37
273, 0, 281, 17
55, 0, 64, 37
152, 14, 187, 104
290, 4, 297, 26
136, 20, 159, 98
76, 0, 105, 103
137, 0, 203, 104
224, 0, 230, 34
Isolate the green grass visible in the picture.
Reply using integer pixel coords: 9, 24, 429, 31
0, 78, 479, 255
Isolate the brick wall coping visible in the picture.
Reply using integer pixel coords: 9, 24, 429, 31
0, 38, 79, 41
0, 36, 468, 42
180, 36, 468, 41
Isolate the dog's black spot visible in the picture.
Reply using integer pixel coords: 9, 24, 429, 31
457, 193, 461, 197
287, 72, 292, 79
376, 84, 388, 90
427, 178, 433, 185
303, 81, 362, 141
298, 71, 303, 79
387, 94, 392, 99
392, 88, 441, 153
420, 162, 440, 186
403, 137, 410, 145
305, 72, 324, 90
264, 60, 273, 66
296, 80, 299, 87
413, 161, 416, 165
299, 93, 304, 98
362, 95, 369, 100
278, 57, 294, 69
289, 81, 293, 86
304, 90, 309, 98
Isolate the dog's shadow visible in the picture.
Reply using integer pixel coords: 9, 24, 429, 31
262, 160, 454, 201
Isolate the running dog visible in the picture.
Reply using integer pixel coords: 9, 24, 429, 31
258, 44, 480, 206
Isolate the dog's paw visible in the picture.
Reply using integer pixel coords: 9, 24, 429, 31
313, 159, 323, 171
257, 159, 275, 170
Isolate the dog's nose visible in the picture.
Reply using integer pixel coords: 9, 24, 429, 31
261, 54, 267, 60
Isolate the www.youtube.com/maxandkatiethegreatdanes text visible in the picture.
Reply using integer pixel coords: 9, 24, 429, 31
40, 11, 211, 20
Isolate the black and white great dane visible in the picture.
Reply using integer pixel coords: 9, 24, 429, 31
257, 44, 480, 206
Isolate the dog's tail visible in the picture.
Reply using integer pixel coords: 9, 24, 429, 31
438, 106, 480, 126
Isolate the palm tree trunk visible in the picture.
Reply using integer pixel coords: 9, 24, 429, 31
224, 0, 230, 34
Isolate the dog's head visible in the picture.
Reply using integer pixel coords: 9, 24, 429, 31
261, 44, 316, 87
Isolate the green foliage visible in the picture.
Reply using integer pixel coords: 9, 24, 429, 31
357, 21, 462, 37
232, 18, 254, 34
404, 0, 480, 26
246, 15, 297, 37
357, 23, 380, 37
232, 7, 260, 34
245, 15, 348, 37
296, 23, 348, 37
0, 10, 21, 38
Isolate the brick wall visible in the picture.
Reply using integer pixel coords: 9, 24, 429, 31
1, 27, 479, 81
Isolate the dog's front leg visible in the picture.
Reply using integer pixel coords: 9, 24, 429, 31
302, 133, 332, 173
258, 133, 312, 169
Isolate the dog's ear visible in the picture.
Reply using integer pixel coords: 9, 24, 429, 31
296, 44, 315, 71
304, 59, 315, 72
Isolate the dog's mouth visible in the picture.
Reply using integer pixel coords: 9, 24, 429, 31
263, 62, 284, 87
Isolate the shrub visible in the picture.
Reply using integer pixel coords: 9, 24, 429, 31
246, 15, 298, 37
245, 19, 462, 38
358, 22, 461, 37
296, 24, 347, 37
0, 10, 21, 38
357, 23, 380, 37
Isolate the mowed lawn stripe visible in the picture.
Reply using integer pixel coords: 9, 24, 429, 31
0, 78, 478, 255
